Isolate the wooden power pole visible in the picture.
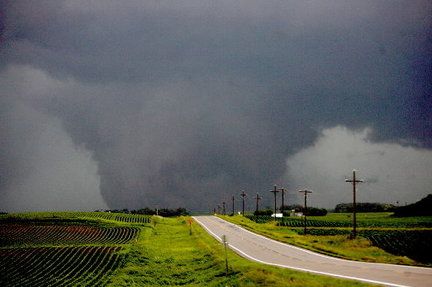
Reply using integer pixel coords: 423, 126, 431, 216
345, 170, 363, 239
298, 189, 312, 234
280, 187, 286, 213
231, 195, 235, 216
240, 191, 247, 216
255, 193, 262, 213
270, 185, 280, 221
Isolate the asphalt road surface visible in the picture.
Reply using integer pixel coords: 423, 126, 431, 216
193, 216, 432, 287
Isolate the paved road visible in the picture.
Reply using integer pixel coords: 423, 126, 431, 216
193, 216, 432, 287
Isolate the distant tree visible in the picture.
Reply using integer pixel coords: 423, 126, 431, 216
281, 204, 303, 215
104, 207, 190, 217
132, 207, 156, 215
334, 202, 395, 213
253, 209, 273, 216
175, 207, 189, 216
304, 207, 327, 216
158, 207, 190, 217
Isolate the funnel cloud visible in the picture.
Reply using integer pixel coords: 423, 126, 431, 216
0, 1, 431, 211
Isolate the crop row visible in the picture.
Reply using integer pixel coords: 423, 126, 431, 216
78, 212, 151, 224
0, 224, 139, 247
362, 229, 432, 263
245, 215, 432, 228
277, 218, 352, 227
277, 217, 432, 228
0, 246, 123, 287
0, 211, 152, 224
293, 228, 432, 264
245, 216, 353, 227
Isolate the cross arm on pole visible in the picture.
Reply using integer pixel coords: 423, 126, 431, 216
269, 185, 280, 195
345, 169, 364, 183
345, 179, 364, 183
298, 189, 313, 194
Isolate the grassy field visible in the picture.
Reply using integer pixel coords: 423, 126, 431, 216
221, 213, 432, 266
0, 212, 376, 286
107, 216, 374, 286
276, 212, 432, 228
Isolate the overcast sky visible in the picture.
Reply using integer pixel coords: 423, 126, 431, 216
0, 1, 431, 212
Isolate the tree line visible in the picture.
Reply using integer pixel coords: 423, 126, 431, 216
98, 207, 189, 217
334, 202, 395, 213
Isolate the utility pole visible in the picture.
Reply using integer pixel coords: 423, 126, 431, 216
298, 189, 312, 234
255, 193, 262, 213
270, 185, 280, 221
232, 195, 235, 215
222, 235, 229, 276
280, 187, 286, 214
240, 191, 247, 216
345, 170, 364, 239
222, 201, 226, 215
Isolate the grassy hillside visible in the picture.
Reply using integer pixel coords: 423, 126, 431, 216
394, 194, 432, 217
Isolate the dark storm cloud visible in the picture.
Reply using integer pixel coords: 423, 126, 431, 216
0, 1, 431, 211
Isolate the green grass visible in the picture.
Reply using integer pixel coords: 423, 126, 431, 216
298, 212, 432, 228
220, 215, 422, 266
107, 216, 375, 286
248, 212, 432, 228
243, 212, 432, 264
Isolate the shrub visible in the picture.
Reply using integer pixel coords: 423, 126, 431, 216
254, 209, 273, 216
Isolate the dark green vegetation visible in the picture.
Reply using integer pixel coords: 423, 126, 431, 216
238, 212, 432, 265
394, 194, 432, 217
334, 194, 432, 216
104, 207, 190, 217
334, 203, 395, 213
255, 206, 327, 216
0, 212, 375, 287
0, 212, 147, 287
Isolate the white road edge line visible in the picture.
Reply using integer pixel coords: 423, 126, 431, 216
215, 216, 431, 271
193, 216, 411, 287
